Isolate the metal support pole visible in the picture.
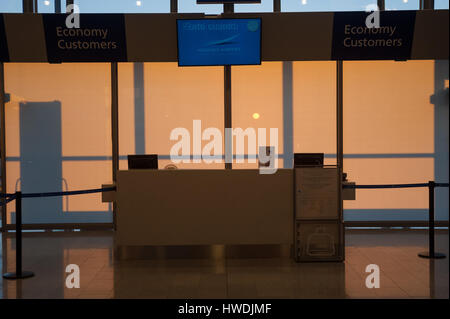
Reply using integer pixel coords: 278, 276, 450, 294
418, 181, 446, 259
55, 0, 61, 14
420, 0, 434, 10
336, 61, 343, 170
224, 3, 234, 14
170, 0, 178, 13
111, 63, 119, 230
224, 65, 232, 169
377, 0, 385, 11
223, 3, 233, 169
0, 63, 6, 229
23, 0, 34, 13
3, 192, 34, 279
273, 0, 281, 12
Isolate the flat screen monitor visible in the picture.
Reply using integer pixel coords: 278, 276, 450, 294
177, 18, 261, 66
294, 153, 324, 167
128, 154, 158, 170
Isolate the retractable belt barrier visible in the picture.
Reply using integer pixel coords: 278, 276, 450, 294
343, 183, 449, 189
0, 181, 448, 280
0, 186, 116, 280
343, 181, 448, 260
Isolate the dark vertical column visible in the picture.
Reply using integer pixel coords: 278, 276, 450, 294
133, 63, 145, 155
170, 0, 178, 13
419, 182, 446, 259
336, 60, 344, 260
55, 0, 61, 13
224, 3, 233, 169
377, 0, 385, 10
429, 181, 435, 256
224, 65, 232, 169
0, 63, 6, 228
273, 0, 281, 12
420, 0, 434, 9
22, 0, 33, 13
336, 61, 343, 170
3, 192, 34, 279
224, 3, 234, 13
15, 192, 22, 276
111, 63, 119, 230
282, 62, 293, 169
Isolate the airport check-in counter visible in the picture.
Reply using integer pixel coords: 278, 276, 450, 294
103, 168, 355, 262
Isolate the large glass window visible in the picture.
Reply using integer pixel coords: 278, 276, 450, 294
235, 0, 273, 13
343, 60, 448, 222
75, 0, 170, 13
385, 0, 419, 11
435, 0, 449, 9
178, 0, 223, 14
118, 62, 224, 170
293, 61, 336, 165
232, 62, 284, 169
4, 63, 113, 224
282, 0, 377, 12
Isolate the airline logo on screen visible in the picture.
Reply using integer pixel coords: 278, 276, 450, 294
0, 15, 9, 62
42, 14, 127, 63
332, 10, 416, 60
169, 120, 278, 174
177, 18, 261, 66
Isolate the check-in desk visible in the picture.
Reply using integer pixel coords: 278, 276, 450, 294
106, 167, 348, 261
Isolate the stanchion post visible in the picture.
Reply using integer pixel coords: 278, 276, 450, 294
429, 181, 435, 257
3, 191, 35, 279
16, 191, 22, 277
418, 181, 446, 259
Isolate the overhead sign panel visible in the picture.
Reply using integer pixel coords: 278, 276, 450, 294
43, 14, 127, 62
332, 11, 416, 60
177, 18, 261, 66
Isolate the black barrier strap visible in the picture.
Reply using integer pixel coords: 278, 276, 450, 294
20, 187, 116, 199
343, 183, 449, 189
0, 193, 16, 198
1, 187, 115, 204
0, 194, 16, 207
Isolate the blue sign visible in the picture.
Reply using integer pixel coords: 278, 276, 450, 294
332, 11, 416, 60
0, 15, 9, 62
43, 14, 127, 63
177, 18, 261, 66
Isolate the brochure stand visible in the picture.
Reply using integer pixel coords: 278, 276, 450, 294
294, 166, 344, 262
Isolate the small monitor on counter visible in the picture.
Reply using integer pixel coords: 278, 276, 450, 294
294, 153, 324, 167
128, 154, 158, 170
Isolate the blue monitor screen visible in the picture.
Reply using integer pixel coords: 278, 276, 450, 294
177, 18, 261, 66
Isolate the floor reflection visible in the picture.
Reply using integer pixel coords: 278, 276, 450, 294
0, 230, 448, 299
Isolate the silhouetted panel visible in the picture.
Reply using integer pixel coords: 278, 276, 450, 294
19, 101, 62, 224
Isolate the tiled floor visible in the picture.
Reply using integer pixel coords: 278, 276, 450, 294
0, 229, 448, 299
